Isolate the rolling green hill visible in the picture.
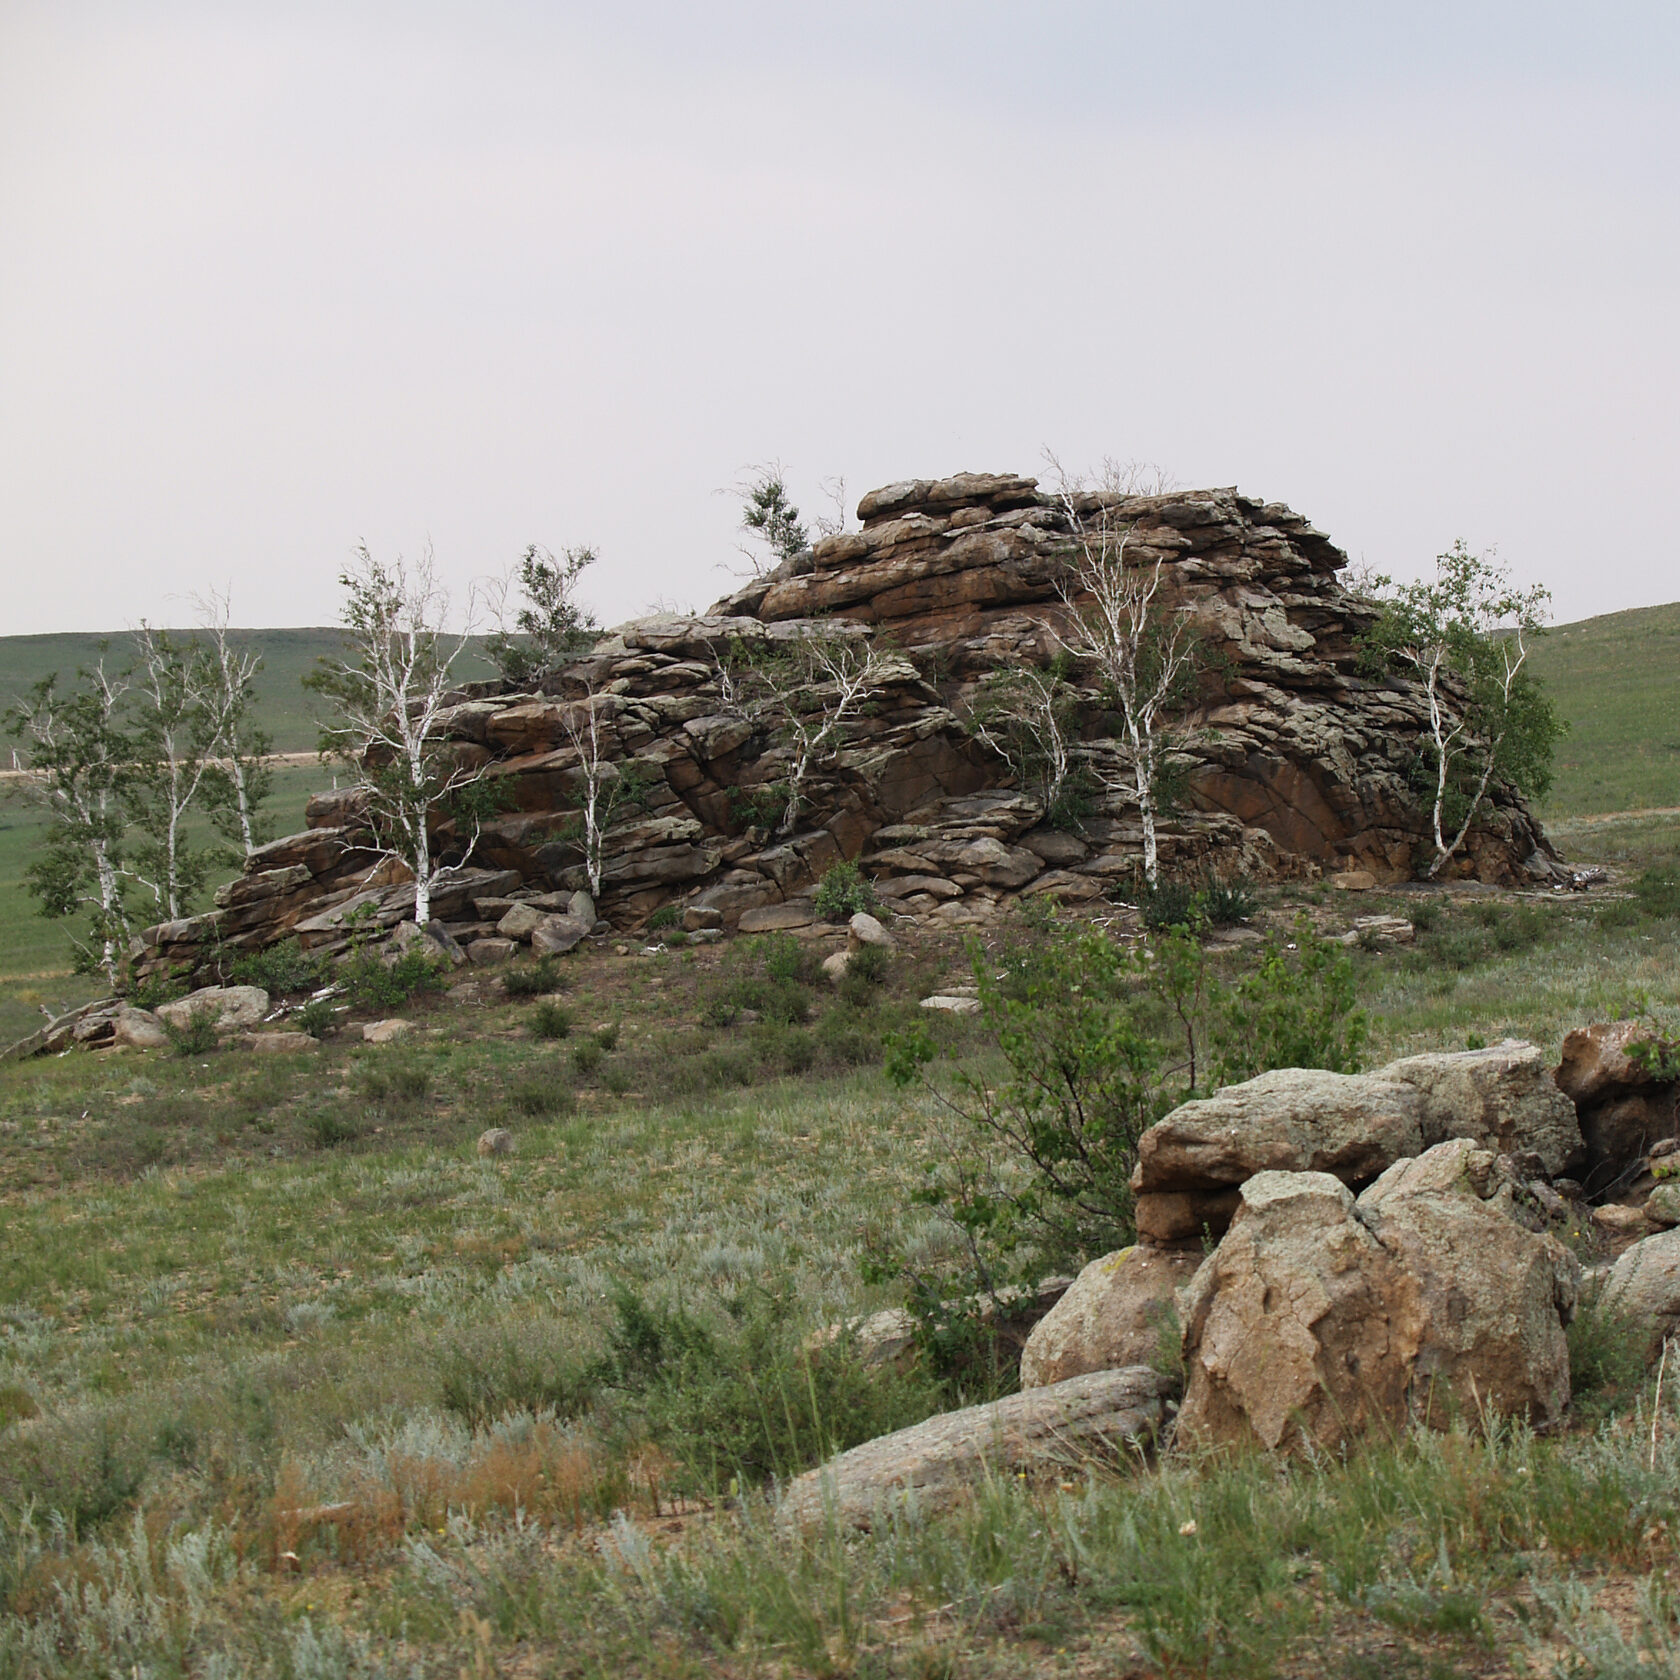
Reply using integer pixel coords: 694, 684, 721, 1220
1528, 600, 1680, 817
0, 629, 497, 758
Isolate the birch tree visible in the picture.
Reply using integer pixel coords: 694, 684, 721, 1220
963, 657, 1082, 824
1361, 542, 1562, 877
5, 659, 133, 984
303, 545, 485, 925
484, 544, 598, 686
195, 588, 274, 857
1050, 470, 1197, 886
125, 624, 219, 920
732, 632, 894, 836
557, 687, 649, 899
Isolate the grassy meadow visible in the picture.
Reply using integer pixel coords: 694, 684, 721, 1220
0, 814, 1677, 1675
2, 611, 1680, 1675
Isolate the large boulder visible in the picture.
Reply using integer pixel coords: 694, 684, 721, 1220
779, 1366, 1171, 1529
1605, 1227, 1680, 1359
1384, 1039, 1583, 1176
1020, 1245, 1201, 1389
1555, 1022, 1680, 1185
1176, 1143, 1580, 1454
1134, 1043, 1584, 1247
156, 985, 269, 1032
1134, 1069, 1427, 1193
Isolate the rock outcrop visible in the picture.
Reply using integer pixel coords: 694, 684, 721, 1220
130, 475, 1563, 978
1176, 1143, 1580, 1453
1133, 1042, 1583, 1243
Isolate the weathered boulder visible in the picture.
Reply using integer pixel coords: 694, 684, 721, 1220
530, 913, 591, 955
496, 903, 546, 941
780, 1367, 1171, 1529
1605, 1227, 1680, 1358
1177, 1146, 1580, 1454
847, 911, 896, 950
738, 903, 814, 934
1020, 1245, 1200, 1389
112, 1005, 169, 1050
476, 1128, 516, 1157
1384, 1040, 1583, 1176
1134, 1044, 1584, 1239
468, 937, 517, 965
1555, 1022, 1680, 1184
156, 986, 269, 1032
244, 1030, 320, 1053
1135, 1069, 1427, 1194
361, 1018, 412, 1044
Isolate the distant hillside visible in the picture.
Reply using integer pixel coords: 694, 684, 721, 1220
1529, 601, 1680, 817
0, 629, 497, 758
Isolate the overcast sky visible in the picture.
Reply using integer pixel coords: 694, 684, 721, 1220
2, 2, 1676, 636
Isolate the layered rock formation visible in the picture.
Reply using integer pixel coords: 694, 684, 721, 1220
132, 473, 1561, 978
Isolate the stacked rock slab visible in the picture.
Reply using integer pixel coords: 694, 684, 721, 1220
133, 474, 1562, 977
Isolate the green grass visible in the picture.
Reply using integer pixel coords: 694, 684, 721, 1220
0, 816, 1677, 1673
1529, 599, 1680, 817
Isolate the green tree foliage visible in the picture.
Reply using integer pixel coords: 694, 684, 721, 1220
963, 655, 1093, 827
4, 658, 134, 984
737, 465, 810, 574
484, 544, 598, 687
1360, 542, 1565, 877
882, 912, 1364, 1301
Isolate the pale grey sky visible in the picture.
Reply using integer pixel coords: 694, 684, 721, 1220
2, 2, 1676, 634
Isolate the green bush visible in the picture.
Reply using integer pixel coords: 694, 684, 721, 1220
1635, 866, 1680, 919
812, 860, 879, 921
162, 1004, 220, 1057
700, 933, 818, 1027
1134, 878, 1202, 931
1568, 1283, 1652, 1420
882, 912, 1365, 1291
129, 968, 191, 1010
646, 905, 684, 932
229, 937, 331, 996
293, 997, 337, 1039
504, 956, 565, 997
572, 1039, 604, 1077
339, 947, 446, 1011
838, 942, 892, 1007
438, 1329, 598, 1428
357, 1059, 430, 1104
304, 1110, 359, 1148
596, 1284, 940, 1493
531, 1001, 573, 1040
594, 1022, 619, 1051
1197, 875, 1256, 927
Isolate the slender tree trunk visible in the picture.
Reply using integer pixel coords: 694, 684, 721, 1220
230, 753, 255, 855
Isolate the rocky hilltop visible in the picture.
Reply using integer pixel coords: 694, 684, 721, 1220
134, 473, 1560, 977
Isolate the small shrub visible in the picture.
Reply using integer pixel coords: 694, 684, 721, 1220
531, 1001, 573, 1040
1635, 866, 1680, 919
508, 1074, 574, 1117
1135, 878, 1202, 931
340, 948, 446, 1011
504, 956, 564, 997
0, 1384, 38, 1430
356, 1059, 431, 1105
294, 998, 337, 1039
438, 1331, 597, 1427
839, 943, 892, 1007
129, 968, 191, 1010
597, 1284, 940, 1492
163, 1005, 220, 1058
646, 905, 684, 932
1568, 1283, 1651, 1418
572, 1039, 604, 1077
1408, 898, 1442, 933
602, 1065, 632, 1096
700, 934, 818, 1026
1197, 875, 1256, 927
594, 1023, 619, 1051
813, 860, 879, 921
305, 1110, 360, 1148
229, 938, 330, 996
